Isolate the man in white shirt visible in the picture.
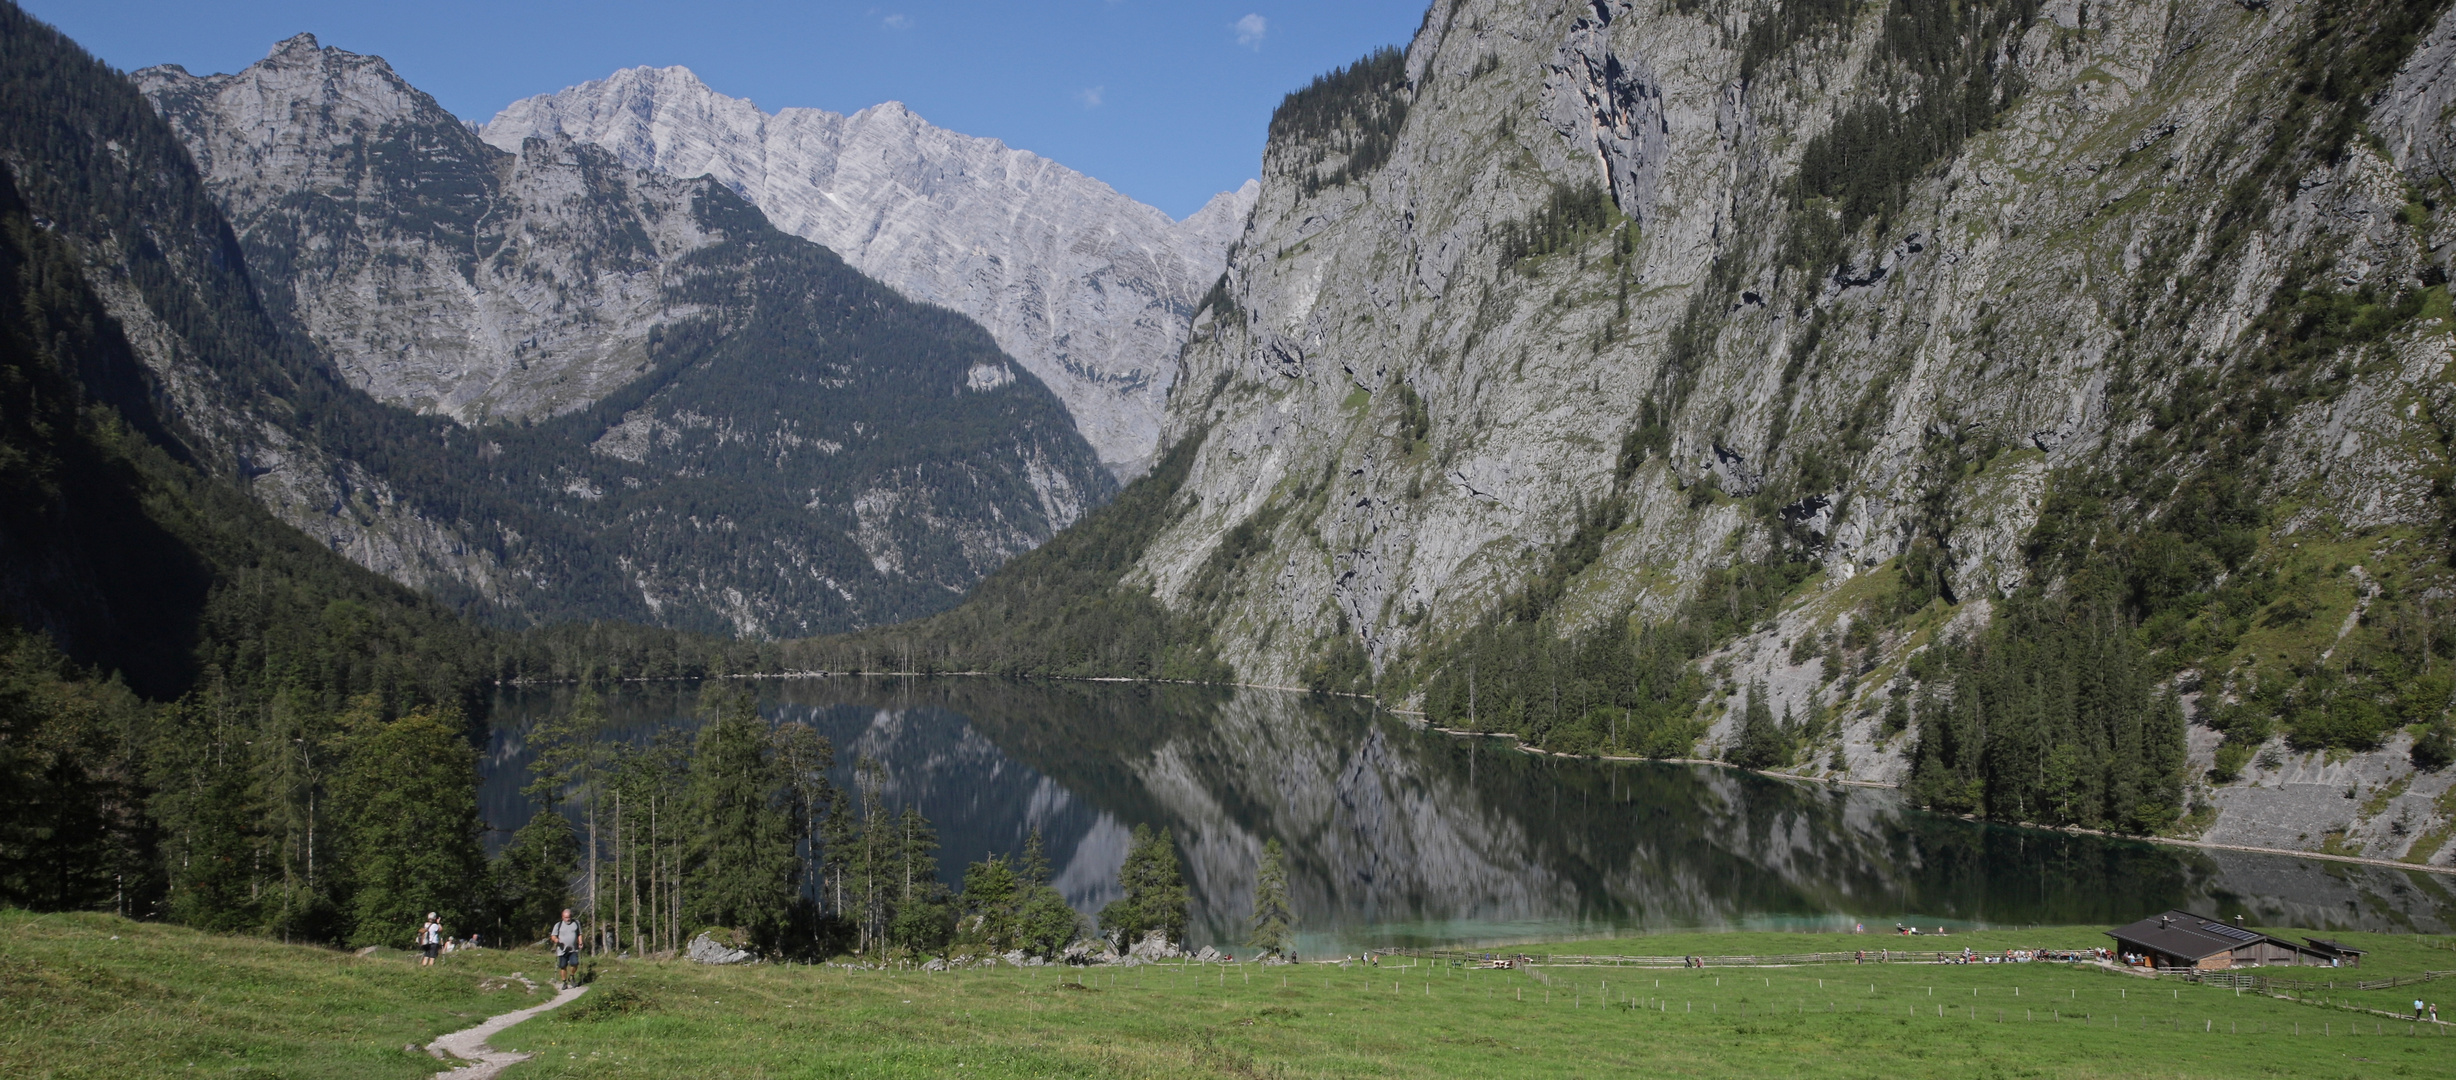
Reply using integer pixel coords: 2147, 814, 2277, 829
418, 914, 443, 967
551, 909, 582, 990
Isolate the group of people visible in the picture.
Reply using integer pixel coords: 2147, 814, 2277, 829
410, 908, 585, 990
411, 914, 481, 965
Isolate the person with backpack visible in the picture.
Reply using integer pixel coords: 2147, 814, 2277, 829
418, 913, 443, 967
551, 909, 582, 990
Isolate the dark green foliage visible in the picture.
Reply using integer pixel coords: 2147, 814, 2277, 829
0, 629, 148, 913
334, 705, 488, 948
956, 829, 1071, 958
1789, 0, 2041, 260
489, 810, 578, 946
1737, 0, 1864, 81
1097, 824, 1186, 948
1906, 590, 2185, 832
1497, 183, 1616, 270
2414, 721, 2456, 772
1616, 400, 1671, 484
681, 693, 803, 946
1012, 885, 1078, 958
1269, 46, 1412, 196
792, 432, 1230, 682
1302, 618, 1374, 696
1725, 684, 1790, 770
1423, 549, 1815, 757
1393, 381, 1431, 449
1247, 837, 1292, 957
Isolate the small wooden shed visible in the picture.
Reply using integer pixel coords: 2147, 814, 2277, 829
2105, 910, 2336, 970
2302, 938, 2365, 968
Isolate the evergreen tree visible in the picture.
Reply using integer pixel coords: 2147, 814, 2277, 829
681, 692, 799, 946
1248, 837, 1293, 958
1099, 824, 1186, 948
1727, 683, 1788, 770
1013, 882, 1078, 958
490, 810, 578, 945
958, 854, 1020, 950
335, 705, 486, 948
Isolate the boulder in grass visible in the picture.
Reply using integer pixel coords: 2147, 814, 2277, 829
1194, 946, 1226, 963
686, 933, 753, 965
1127, 930, 1182, 962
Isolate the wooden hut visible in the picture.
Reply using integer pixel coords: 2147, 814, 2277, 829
2105, 910, 2336, 970
2302, 938, 2365, 968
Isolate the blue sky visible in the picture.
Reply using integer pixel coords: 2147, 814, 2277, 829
29, 0, 1428, 218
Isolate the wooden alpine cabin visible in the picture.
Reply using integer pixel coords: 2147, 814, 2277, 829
2105, 910, 2339, 970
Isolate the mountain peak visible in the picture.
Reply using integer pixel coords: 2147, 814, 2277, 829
485, 69, 1255, 479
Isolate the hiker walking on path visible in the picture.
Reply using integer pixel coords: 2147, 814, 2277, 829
418, 913, 443, 967
551, 909, 582, 990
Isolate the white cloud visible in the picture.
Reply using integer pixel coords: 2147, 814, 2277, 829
1075, 86, 1106, 108
1234, 13, 1267, 49
881, 13, 910, 29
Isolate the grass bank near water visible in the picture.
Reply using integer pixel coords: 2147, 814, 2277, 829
7, 911, 2456, 1078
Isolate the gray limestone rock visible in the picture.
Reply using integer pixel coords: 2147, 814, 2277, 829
483, 66, 1257, 479
1117, 0, 2456, 854
685, 933, 753, 965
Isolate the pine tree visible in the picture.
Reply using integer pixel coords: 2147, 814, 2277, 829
1099, 824, 1186, 948
1728, 682, 1788, 770
1248, 837, 1293, 958
681, 691, 799, 947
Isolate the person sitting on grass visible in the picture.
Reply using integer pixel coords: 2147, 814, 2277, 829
551, 909, 582, 990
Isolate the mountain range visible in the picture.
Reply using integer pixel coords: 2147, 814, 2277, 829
484, 66, 1257, 480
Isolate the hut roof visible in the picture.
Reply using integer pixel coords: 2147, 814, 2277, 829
2105, 910, 2267, 962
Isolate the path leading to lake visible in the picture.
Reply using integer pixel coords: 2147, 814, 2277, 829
428, 983, 587, 1080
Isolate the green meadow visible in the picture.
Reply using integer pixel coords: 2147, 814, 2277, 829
8, 911, 2454, 1079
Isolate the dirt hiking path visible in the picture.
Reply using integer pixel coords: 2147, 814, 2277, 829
428, 983, 587, 1079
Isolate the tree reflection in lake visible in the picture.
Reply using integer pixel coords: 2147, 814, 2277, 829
482, 677, 2455, 951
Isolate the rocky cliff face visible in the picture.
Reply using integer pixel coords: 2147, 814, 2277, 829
1113, 0, 2456, 861
138, 36, 721, 426
126, 36, 1112, 635
482, 66, 1258, 478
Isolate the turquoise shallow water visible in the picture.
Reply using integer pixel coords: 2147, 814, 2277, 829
480, 676, 2454, 951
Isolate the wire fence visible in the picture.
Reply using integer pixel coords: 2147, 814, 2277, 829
1374, 947, 2103, 969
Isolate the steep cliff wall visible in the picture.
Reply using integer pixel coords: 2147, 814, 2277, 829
484, 67, 1258, 479
1122, 0, 2456, 861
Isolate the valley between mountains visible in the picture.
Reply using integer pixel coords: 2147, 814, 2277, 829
5, 0, 2456, 922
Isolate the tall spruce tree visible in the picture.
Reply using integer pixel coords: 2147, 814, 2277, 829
1099, 824, 1186, 948
681, 692, 799, 946
1248, 837, 1293, 958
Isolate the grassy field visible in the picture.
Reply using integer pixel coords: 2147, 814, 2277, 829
8, 912, 2456, 1079
0, 910, 508, 1078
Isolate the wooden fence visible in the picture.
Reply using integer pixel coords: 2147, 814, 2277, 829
2172, 969, 2453, 993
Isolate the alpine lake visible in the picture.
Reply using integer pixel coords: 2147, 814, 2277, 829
480, 677, 2456, 955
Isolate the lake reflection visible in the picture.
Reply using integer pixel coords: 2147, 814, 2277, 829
481, 677, 2456, 952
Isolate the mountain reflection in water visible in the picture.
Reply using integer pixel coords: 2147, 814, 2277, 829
481, 677, 2455, 951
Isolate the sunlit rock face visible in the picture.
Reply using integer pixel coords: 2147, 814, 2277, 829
138, 36, 726, 425
131, 36, 1112, 635
1107, 0, 2456, 857
485, 67, 1258, 479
